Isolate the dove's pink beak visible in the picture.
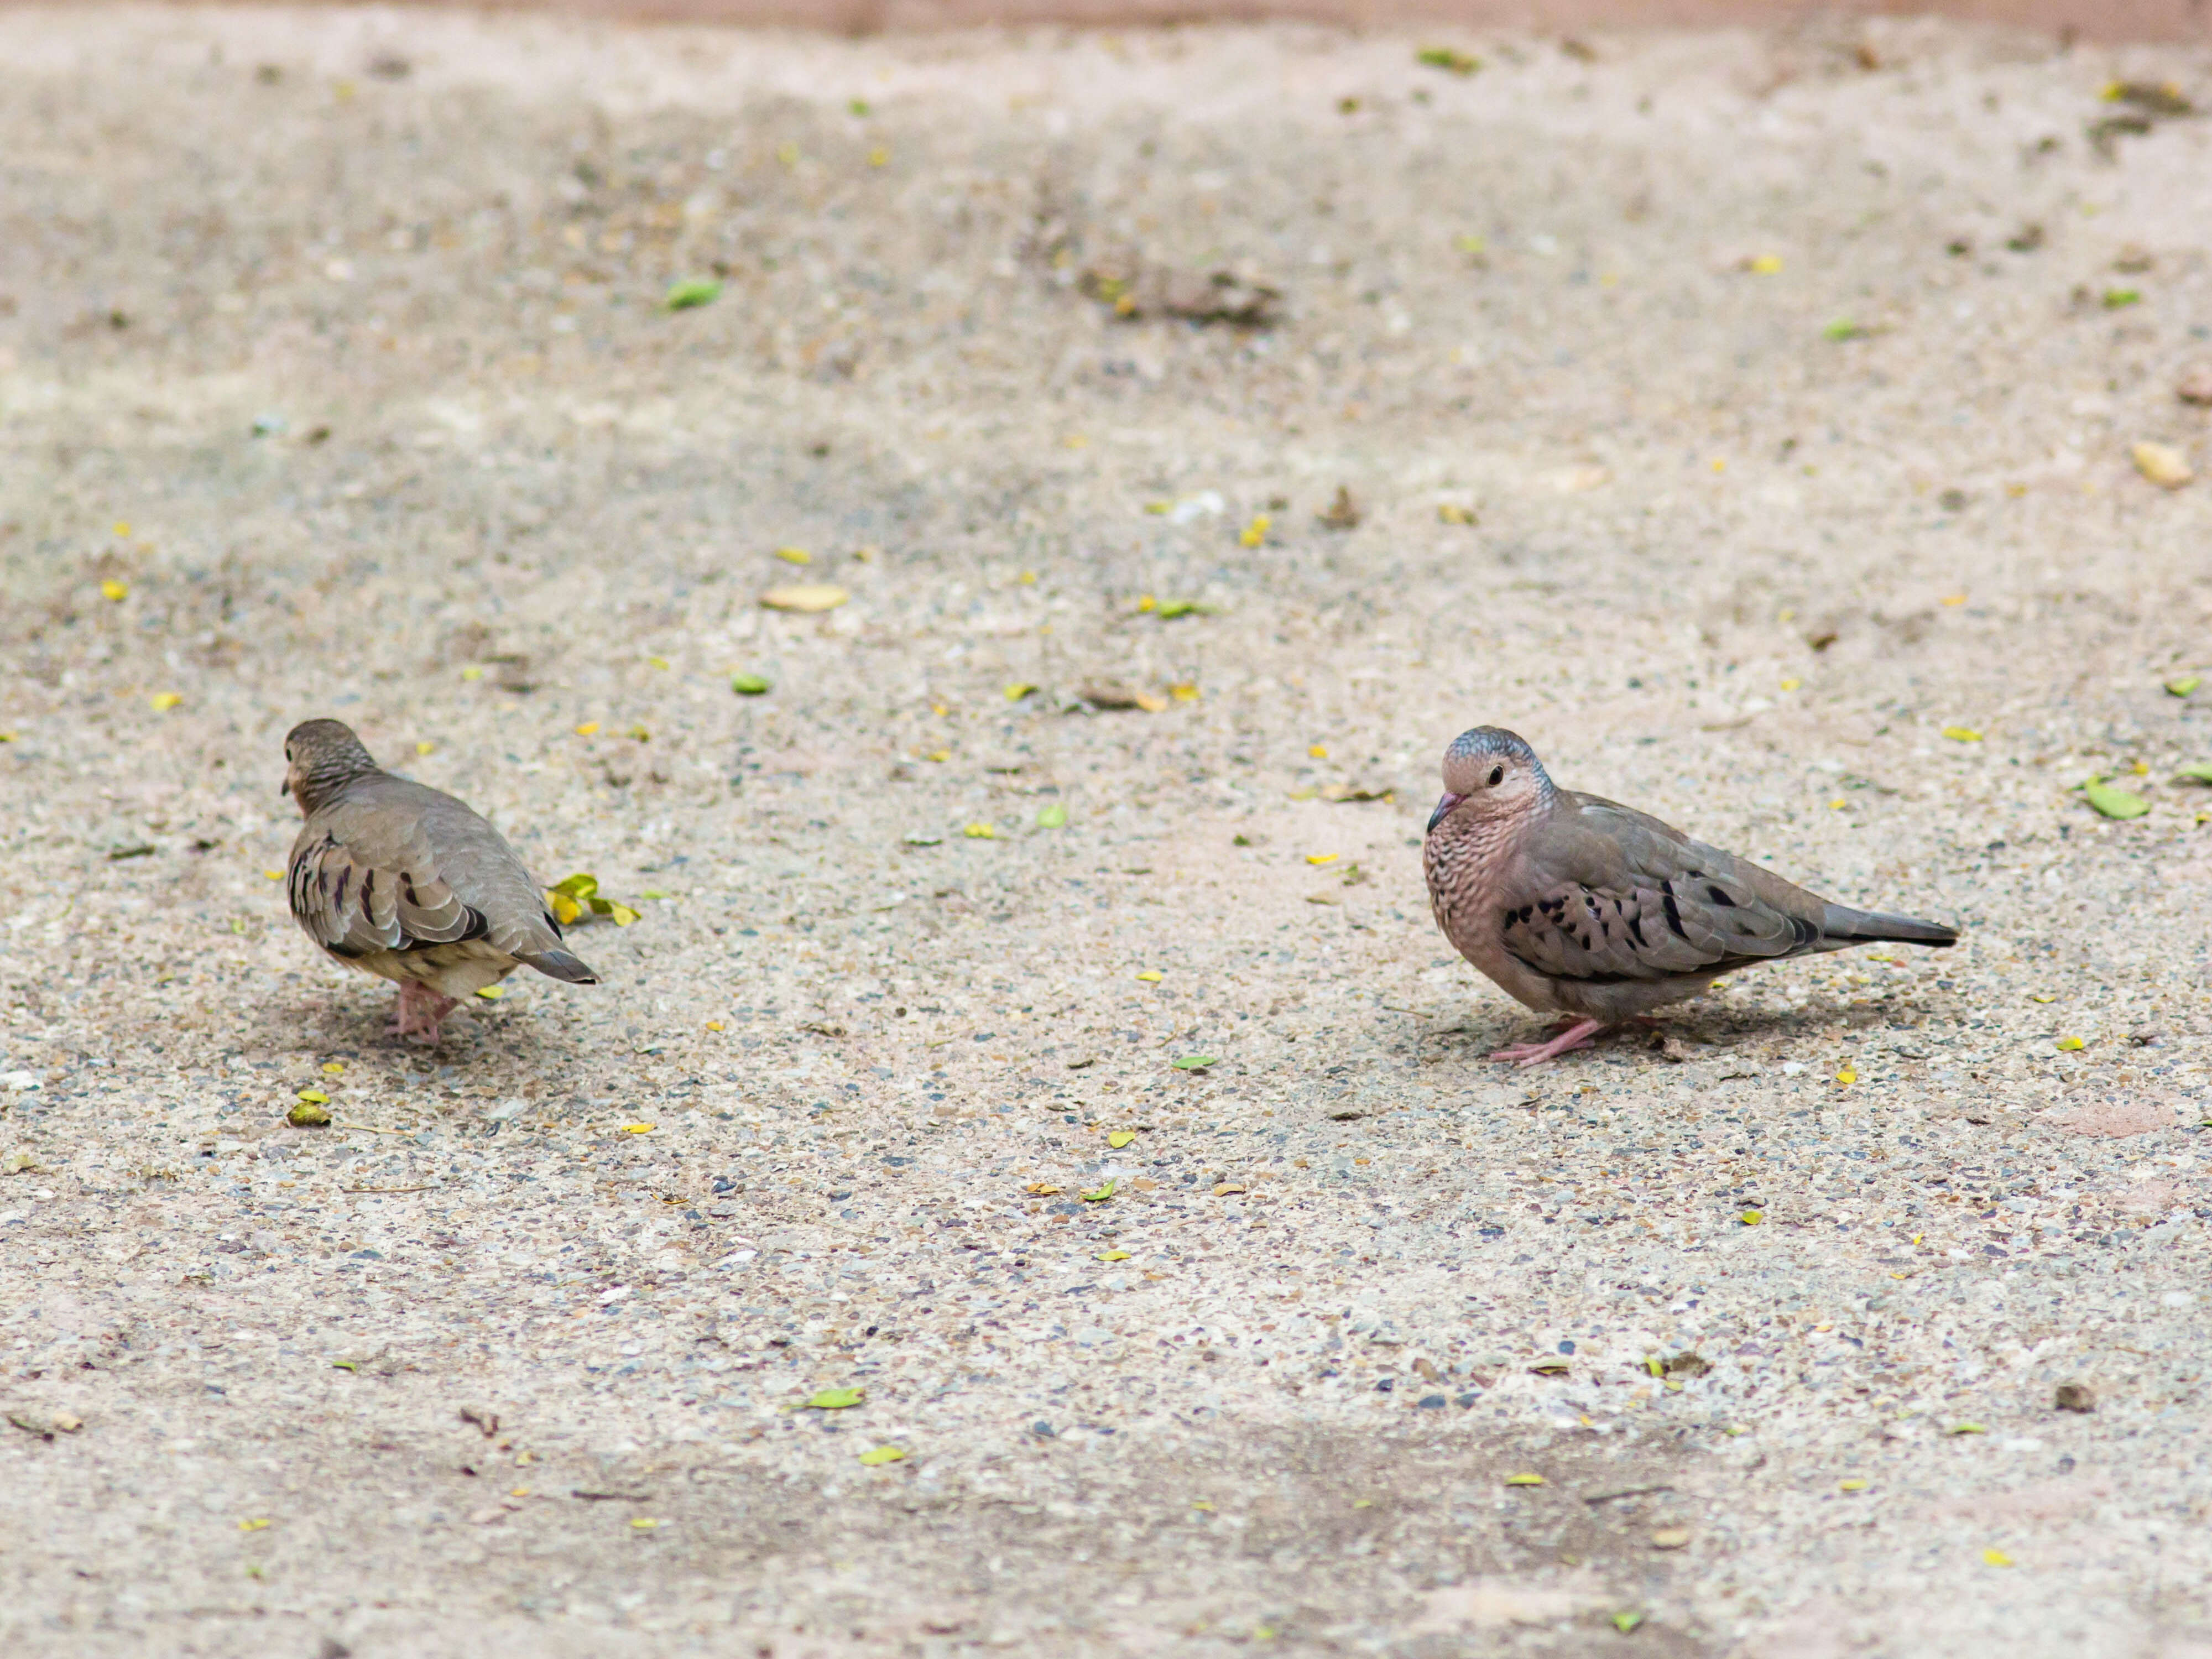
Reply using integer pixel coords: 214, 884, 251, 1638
1426, 792, 1465, 835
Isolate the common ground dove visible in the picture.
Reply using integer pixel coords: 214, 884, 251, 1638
1423, 727, 1957, 1065
281, 719, 597, 1041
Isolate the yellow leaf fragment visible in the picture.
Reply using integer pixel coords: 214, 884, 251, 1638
1503, 1473, 1545, 1486
1748, 254, 1783, 274
238, 1518, 272, 1532
1308, 744, 1329, 759
622, 1122, 656, 1135
1107, 1130, 1136, 1148
1835, 1069, 1858, 1086
1003, 682, 1036, 702
474, 985, 503, 1000
1025, 1182, 1062, 1196
1170, 682, 1199, 702
630, 1517, 660, 1530
1983, 1548, 2013, 1567
1940, 726, 1982, 742
774, 546, 811, 565
2132, 441, 2193, 489
416, 740, 435, 755
1239, 514, 1271, 547
2056, 1036, 2085, 1051
1740, 1209, 1764, 1226
101, 579, 128, 601
760, 584, 849, 613
574, 722, 601, 736
858, 1445, 906, 1465
1097, 1249, 1131, 1261
1306, 853, 1338, 865
964, 822, 996, 839
322, 1062, 345, 1074
150, 692, 183, 712
1650, 1527, 1692, 1549
1136, 971, 1162, 983
1839, 1479, 1868, 1493
1133, 692, 1170, 713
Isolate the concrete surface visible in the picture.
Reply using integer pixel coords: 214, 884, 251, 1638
2, 7, 2210, 1656
121, 0, 2212, 49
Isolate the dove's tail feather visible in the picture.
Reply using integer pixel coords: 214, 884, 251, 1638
520, 948, 600, 984
1821, 906, 1959, 948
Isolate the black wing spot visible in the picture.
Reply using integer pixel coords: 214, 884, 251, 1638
1627, 912, 1648, 947
1790, 916, 1819, 947
1707, 884, 1735, 907
1660, 880, 1687, 939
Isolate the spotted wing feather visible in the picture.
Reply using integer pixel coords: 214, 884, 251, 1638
1500, 792, 1831, 986
288, 816, 486, 959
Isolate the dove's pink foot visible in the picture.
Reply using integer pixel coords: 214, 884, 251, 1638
388, 982, 458, 1044
1490, 1018, 1605, 1067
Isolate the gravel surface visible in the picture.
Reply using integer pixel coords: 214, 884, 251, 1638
3, 8, 2211, 1656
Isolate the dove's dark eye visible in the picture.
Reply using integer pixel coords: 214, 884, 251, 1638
1488, 765, 1504, 787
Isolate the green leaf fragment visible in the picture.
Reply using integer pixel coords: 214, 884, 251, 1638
550, 873, 600, 901
2176, 764, 2212, 784
1172, 1055, 1218, 1070
1081, 1178, 1117, 1203
1153, 600, 1218, 619
857, 1444, 906, 1465
801, 1388, 864, 1411
331, 1360, 358, 1372
639, 890, 671, 900
2164, 676, 2201, 698
731, 674, 771, 696
1613, 1611, 1646, 1634
665, 278, 723, 311
2082, 778, 2150, 820
1416, 46, 1482, 75
1823, 319, 1866, 341
902, 831, 943, 846
1035, 804, 1068, 829
2101, 288, 2140, 309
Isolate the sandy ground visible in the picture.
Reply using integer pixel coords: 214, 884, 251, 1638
2, 7, 2211, 1656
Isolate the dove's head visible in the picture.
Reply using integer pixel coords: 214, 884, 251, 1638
1428, 727, 1553, 836
283, 719, 379, 815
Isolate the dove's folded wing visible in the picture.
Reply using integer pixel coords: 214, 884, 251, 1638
1500, 794, 1828, 985
288, 810, 486, 959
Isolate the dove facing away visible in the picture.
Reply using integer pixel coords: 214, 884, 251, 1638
281, 719, 597, 1041
1423, 727, 1957, 1065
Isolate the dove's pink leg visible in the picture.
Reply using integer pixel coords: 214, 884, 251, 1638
1490, 1018, 1605, 1067
388, 982, 458, 1044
